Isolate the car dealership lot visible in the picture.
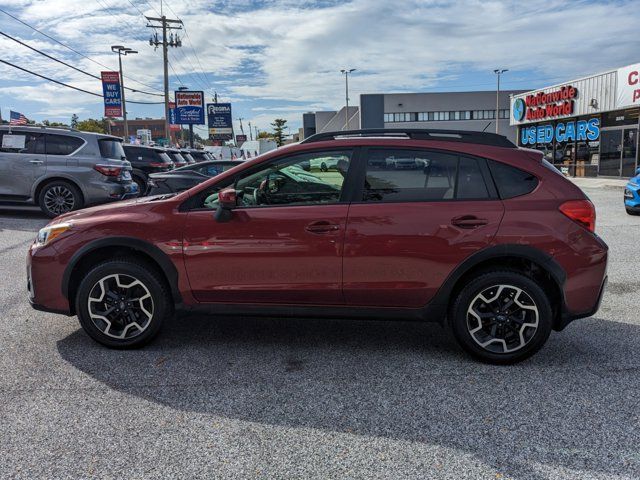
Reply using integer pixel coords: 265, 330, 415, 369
1, 188, 639, 479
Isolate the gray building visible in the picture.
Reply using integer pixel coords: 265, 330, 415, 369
303, 106, 360, 139
359, 90, 526, 143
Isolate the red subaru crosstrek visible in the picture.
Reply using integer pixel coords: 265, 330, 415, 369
27, 129, 608, 363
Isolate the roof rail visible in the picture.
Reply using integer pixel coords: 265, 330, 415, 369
300, 128, 516, 148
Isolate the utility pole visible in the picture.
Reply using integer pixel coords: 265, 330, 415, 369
248, 121, 253, 140
147, 15, 182, 146
494, 69, 508, 134
254, 125, 258, 140
111, 46, 138, 143
340, 69, 355, 130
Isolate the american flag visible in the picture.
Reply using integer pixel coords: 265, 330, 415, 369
9, 110, 27, 125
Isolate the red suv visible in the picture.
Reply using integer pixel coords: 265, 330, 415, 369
27, 129, 608, 363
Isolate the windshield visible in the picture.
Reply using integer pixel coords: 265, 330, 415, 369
99, 139, 125, 160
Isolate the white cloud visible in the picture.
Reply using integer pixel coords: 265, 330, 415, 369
0, 0, 638, 128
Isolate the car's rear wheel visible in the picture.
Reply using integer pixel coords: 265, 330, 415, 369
132, 174, 147, 197
449, 270, 553, 364
320, 162, 328, 172
75, 259, 171, 348
38, 180, 83, 218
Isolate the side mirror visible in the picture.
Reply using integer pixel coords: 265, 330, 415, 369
215, 188, 236, 222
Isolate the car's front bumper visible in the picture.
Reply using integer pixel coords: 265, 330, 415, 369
624, 181, 640, 209
27, 243, 72, 315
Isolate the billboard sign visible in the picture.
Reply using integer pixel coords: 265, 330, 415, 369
616, 63, 640, 109
174, 90, 205, 124
236, 134, 247, 146
168, 101, 180, 132
101, 71, 122, 117
207, 103, 233, 140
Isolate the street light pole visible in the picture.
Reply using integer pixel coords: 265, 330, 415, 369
111, 45, 138, 143
340, 68, 355, 130
494, 68, 508, 134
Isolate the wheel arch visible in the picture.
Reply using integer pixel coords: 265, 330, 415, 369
427, 244, 566, 330
62, 237, 182, 314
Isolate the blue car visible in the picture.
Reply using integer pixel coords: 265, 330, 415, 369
625, 167, 640, 215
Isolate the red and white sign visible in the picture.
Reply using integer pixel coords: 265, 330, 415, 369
616, 63, 640, 109
524, 85, 577, 121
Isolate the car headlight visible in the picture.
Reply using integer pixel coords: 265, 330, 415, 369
35, 222, 73, 247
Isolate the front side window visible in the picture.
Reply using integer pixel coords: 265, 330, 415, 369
362, 149, 492, 202
200, 151, 352, 209
45, 134, 84, 156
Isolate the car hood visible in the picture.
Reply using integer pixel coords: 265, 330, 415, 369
48, 194, 178, 225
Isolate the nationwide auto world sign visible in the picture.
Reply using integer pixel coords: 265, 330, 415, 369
519, 85, 578, 122
174, 90, 205, 124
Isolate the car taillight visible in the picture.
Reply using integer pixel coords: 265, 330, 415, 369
94, 164, 123, 177
149, 162, 169, 168
559, 199, 595, 233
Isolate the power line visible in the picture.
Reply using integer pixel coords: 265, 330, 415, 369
0, 6, 164, 94
0, 58, 164, 104
0, 30, 164, 97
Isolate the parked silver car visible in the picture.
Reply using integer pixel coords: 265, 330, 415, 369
0, 125, 137, 217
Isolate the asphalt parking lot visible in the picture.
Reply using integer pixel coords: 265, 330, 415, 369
1, 188, 639, 480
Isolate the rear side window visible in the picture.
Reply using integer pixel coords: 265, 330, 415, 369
45, 134, 83, 155
98, 139, 125, 160
362, 149, 492, 202
488, 160, 539, 199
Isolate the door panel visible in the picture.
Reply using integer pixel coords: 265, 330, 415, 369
343, 201, 504, 307
598, 129, 622, 177
0, 131, 45, 199
621, 128, 638, 178
183, 205, 347, 304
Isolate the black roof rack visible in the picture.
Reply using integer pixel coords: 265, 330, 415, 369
300, 128, 516, 148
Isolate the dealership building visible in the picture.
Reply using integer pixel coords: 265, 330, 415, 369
510, 62, 640, 177
303, 90, 526, 144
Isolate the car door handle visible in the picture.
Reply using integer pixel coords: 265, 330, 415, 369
305, 221, 341, 234
451, 215, 488, 229
29, 160, 44, 165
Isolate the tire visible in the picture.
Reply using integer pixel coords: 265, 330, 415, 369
132, 174, 147, 197
38, 180, 83, 218
75, 258, 171, 348
320, 162, 328, 172
626, 207, 640, 216
449, 270, 553, 364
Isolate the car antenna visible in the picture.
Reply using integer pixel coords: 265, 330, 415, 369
482, 122, 492, 132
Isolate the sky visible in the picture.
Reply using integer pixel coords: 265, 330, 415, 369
0, 0, 638, 139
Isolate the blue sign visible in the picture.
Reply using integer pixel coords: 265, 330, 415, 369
520, 118, 600, 145
174, 90, 204, 124
207, 103, 233, 140
513, 98, 526, 122
101, 71, 122, 117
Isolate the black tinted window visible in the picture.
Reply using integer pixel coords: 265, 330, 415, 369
363, 149, 491, 202
0, 132, 44, 154
488, 160, 538, 199
98, 139, 125, 159
456, 157, 489, 199
45, 134, 83, 155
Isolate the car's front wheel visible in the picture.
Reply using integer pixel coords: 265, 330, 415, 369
75, 258, 171, 348
626, 207, 640, 216
449, 270, 553, 364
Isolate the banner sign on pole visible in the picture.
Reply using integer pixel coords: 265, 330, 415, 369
207, 103, 233, 140
174, 90, 205, 124
235, 134, 247, 146
168, 101, 180, 132
101, 71, 122, 117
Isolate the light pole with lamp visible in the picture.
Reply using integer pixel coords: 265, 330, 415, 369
493, 68, 508, 134
111, 46, 138, 143
340, 68, 356, 130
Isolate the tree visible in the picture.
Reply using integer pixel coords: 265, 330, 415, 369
70, 114, 79, 129
76, 118, 106, 133
270, 118, 287, 147
42, 120, 69, 127
257, 130, 272, 139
